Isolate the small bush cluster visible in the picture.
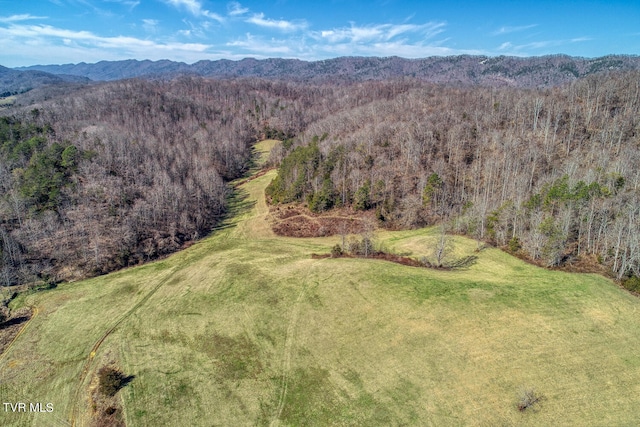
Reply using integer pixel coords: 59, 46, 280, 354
508, 236, 522, 253
97, 367, 130, 397
622, 276, 640, 293
330, 244, 343, 258
517, 388, 544, 412
345, 236, 375, 257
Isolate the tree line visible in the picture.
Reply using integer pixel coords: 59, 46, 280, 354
267, 72, 640, 283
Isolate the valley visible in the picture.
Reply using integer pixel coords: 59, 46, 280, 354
3, 0, 640, 425
2, 141, 640, 426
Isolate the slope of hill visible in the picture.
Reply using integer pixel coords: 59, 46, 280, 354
2, 72, 640, 292
16, 59, 191, 82
2, 141, 640, 426
0, 65, 89, 96
1, 78, 288, 287
15, 54, 640, 87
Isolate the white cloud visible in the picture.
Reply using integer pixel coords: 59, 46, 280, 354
311, 35, 478, 59
202, 10, 224, 21
245, 13, 307, 31
315, 22, 445, 44
164, 0, 200, 15
104, 0, 140, 9
142, 19, 159, 33
0, 14, 47, 23
492, 24, 538, 36
503, 40, 553, 52
0, 23, 217, 65
495, 37, 591, 56
227, 34, 293, 55
228, 2, 248, 16
163, 0, 224, 22
319, 41, 456, 58
0, 11, 488, 66
223, 21, 479, 61
320, 27, 382, 43
176, 18, 211, 39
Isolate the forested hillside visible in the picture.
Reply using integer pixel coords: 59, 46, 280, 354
0, 78, 312, 286
267, 72, 640, 283
0, 65, 89, 97
2, 70, 640, 289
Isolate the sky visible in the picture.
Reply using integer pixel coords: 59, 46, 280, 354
1, 0, 639, 67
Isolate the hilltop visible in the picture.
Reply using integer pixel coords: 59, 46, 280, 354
0, 65, 89, 97
11, 54, 640, 88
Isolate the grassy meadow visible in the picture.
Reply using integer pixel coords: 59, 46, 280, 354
0, 96, 16, 110
1, 140, 640, 426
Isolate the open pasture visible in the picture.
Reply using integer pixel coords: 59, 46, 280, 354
2, 141, 640, 426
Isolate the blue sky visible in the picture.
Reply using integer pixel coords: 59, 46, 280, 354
1, 0, 638, 67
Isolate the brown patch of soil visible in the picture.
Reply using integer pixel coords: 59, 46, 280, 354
368, 252, 428, 268
272, 215, 322, 237
269, 204, 376, 237
553, 253, 611, 275
0, 307, 33, 356
312, 251, 450, 270
507, 249, 611, 276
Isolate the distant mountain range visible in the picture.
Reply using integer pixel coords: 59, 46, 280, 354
0, 65, 89, 97
3, 55, 640, 94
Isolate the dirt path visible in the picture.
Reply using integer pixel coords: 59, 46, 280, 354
69, 141, 279, 425
0, 307, 38, 362
68, 267, 178, 426
234, 170, 277, 240
270, 277, 308, 427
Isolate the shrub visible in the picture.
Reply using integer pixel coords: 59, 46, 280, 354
517, 388, 544, 412
98, 367, 131, 397
419, 256, 434, 268
508, 236, 521, 253
622, 276, 640, 293
330, 244, 343, 258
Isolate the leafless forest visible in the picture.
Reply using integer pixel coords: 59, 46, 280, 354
1, 78, 304, 285
1, 71, 640, 288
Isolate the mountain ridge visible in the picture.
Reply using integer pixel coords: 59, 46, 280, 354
12, 54, 640, 88
0, 65, 89, 96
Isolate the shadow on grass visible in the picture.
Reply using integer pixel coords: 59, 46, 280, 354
444, 255, 479, 269
98, 367, 136, 397
0, 315, 30, 330
245, 146, 263, 172
120, 374, 136, 389
208, 141, 274, 235
210, 188, 257, 233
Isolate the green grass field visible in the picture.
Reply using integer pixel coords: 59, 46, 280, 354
2, 140, 640, 426
0, 96, 16, 109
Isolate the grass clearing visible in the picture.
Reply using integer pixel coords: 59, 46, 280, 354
2, 140, 640, 425
0, 96, 16, 109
